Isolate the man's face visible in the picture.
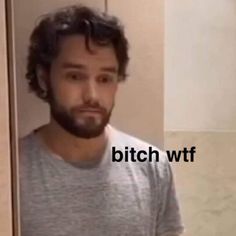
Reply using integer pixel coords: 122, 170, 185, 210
45, 35, 120, 138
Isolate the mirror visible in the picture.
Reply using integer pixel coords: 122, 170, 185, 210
6, 0, 164, 235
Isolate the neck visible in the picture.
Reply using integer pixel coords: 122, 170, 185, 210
37, 118, 109, 163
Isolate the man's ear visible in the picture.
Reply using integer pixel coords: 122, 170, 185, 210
36, 65, 47, 91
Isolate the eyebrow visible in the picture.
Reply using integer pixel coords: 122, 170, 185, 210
61, 62, 118, 74
62, 62, 85, 69
101, 66, 118, 73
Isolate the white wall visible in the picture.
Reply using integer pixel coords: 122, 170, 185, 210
165, 1, 236, 235
165, 0, 236, 131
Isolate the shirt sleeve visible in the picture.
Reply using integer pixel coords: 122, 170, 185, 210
155, 155, 185, 236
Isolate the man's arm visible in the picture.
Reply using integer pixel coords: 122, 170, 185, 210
155, 153, 184, 236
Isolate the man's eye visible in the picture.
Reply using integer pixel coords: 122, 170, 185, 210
98, 75, 115, 84
66, 72, 86, 81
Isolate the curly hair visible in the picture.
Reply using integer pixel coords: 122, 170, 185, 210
26, 5, 129, 101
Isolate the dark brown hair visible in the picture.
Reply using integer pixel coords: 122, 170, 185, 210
26, 5, 129, 101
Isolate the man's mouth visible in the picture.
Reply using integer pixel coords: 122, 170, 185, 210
77, 109, 104, 115
79, 109, 102, 112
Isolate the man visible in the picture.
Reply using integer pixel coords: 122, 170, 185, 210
19, 5, 184, 236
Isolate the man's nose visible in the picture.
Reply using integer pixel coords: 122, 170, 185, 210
82, 79, 99, 103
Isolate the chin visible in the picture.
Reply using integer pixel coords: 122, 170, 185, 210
71, 128, 105, 139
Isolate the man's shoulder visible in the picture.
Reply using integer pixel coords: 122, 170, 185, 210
109, 125, 163, 151
19, 131, 35, 147
108, 125, 168, 164
19, 131, 38, 158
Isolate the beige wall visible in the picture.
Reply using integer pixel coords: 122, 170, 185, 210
109, 0, 164, 146
14, 0, 164, 147
165, 1, 236, 235
0, 0, 13, 235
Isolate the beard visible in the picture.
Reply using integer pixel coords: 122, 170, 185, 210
47, 88, 113, 139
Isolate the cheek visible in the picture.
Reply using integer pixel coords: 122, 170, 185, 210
50, 69, 73, 102
101, 86, 117, 107
50, 80, 80, 107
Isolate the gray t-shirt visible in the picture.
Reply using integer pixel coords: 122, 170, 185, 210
19, 125, 184, 236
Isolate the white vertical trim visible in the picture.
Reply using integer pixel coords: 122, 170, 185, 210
5, 0, 21, 235
0, 0, 13, 235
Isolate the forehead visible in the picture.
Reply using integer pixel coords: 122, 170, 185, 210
54, 35, 118, 68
